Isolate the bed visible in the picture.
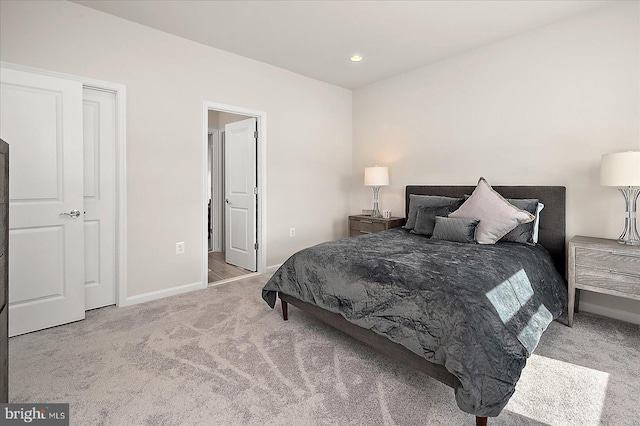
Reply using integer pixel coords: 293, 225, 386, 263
262, 184, 567, 425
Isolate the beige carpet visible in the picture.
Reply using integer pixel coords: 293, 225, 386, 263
9, 274, 640, 425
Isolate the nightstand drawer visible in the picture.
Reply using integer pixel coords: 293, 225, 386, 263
575, 248, 640, 277
350, 219, 385, 234
348, 215, 405, 238
576, 268, 640, 298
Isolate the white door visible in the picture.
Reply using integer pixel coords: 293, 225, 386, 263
224, 118, 257, 271
0, 67, 85, 336
83, 88, 116, 309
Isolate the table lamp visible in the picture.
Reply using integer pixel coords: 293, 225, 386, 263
364, 166, 389, 218
600, 151, 640, 245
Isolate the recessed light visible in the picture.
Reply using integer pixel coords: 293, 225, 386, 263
350, 55, 363, 62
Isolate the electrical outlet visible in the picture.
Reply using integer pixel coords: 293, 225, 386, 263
176, 242, 185, 254
289, 228, 295, 237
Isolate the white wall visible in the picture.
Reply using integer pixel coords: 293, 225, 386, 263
353, 3, 640, 323
0, 0, 352, 299
2, 1, 637, 322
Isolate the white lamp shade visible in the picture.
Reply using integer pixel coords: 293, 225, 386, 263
600, 151, 640, 187
364, 166, 389, 186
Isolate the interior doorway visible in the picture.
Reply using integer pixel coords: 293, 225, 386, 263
204, 104, 266, 284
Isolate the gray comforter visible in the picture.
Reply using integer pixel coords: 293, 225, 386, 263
262, 228, 567, 417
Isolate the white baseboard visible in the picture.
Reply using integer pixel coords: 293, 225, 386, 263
579, 301, 640, 325
266, 264, 281, 274
120, 281, 207, 307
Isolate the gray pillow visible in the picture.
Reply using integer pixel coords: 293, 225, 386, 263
404, 195, 464, 230
500, 198, 539, 245
412, 205, 452, 237
449, 178, 534, 244
431, 216, 480, 243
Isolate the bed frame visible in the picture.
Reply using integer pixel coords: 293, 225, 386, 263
278, 185, 566, 425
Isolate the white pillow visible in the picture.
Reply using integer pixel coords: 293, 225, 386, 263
449, 177, 535, 244
532, 202, 544, 243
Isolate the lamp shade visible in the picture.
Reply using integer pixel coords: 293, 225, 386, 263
364, 166, 389, 186
600, 151, 640, 187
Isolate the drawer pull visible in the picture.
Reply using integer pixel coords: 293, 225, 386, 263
360, 220, 373, 224
610, 270, 640, 279
359, 230, 372, 234
608, 251, 640, 259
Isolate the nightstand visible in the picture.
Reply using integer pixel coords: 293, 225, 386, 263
568, 236, 640, 327
348, 215, 405, 237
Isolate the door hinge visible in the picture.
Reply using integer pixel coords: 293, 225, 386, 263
254, 187, 258, 195
254, 131, 258, 139
254, 243, 259, 250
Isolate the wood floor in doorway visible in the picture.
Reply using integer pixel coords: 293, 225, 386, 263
208, 251, 252, 283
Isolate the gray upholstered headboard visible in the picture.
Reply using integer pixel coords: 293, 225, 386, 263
405, 185, 566, 278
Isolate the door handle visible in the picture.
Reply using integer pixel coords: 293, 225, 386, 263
225, 199, 230, 204
60, 209, 81, 219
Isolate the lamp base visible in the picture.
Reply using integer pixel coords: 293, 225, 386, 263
617, 187, 640, 245
371, 186, 382, 218
618, 240, 640, 246
617, 218, 640, 245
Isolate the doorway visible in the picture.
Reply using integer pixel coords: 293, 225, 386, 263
202, 102, 266, 285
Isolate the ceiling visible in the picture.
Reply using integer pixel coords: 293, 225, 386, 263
73, 0, 612, 89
